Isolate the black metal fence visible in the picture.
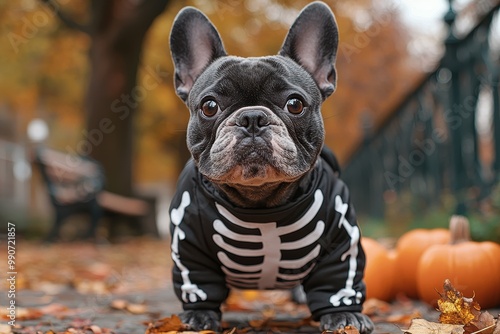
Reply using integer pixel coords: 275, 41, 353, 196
343, 1, 500, 217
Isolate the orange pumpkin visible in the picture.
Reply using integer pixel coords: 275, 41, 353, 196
361, 237, 397, 301
416, 216, 500, 308
395, 227, 450, 298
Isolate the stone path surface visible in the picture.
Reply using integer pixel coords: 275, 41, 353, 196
2, 280, 450, 334
5, 288, 423, 334
1, 239, 498, 334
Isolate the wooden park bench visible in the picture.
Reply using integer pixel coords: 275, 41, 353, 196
35, 147, 158, 241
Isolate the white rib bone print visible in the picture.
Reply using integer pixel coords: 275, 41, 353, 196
213, 189, 325, 289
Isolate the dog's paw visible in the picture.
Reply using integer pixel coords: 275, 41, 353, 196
320, 312, 374, 334
179, 310, 220, 331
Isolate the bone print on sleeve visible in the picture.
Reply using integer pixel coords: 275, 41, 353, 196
169, 165, 229, 313
170, 191, 208, 303
301, 179, 367, 321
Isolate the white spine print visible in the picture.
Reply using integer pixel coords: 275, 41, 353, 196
329, 195, 362, 307
170, 191, 207, 303
213, 189, 325, 289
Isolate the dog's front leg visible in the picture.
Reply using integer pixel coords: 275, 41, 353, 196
170, 190, 228, 331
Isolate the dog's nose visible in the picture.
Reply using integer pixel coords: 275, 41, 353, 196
236, 110, 270, 134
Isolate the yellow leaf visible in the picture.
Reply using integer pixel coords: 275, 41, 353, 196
438, 279, 480, 325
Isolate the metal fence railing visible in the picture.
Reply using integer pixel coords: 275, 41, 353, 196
343, 1, 500, 217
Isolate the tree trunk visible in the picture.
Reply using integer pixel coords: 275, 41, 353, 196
85, 34, 140, 196
82, 0, 168, 200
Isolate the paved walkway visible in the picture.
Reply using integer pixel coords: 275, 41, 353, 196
5, 287, 436, 334
3, 240, 498, 333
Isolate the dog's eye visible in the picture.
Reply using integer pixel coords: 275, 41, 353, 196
201, 100, 219, 117
286, 98, 304, 114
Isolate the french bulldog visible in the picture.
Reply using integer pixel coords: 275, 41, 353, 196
169, 2, 374, 333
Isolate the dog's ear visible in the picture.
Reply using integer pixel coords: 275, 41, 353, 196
170, 7, 227, 101
279, 1, 338, 99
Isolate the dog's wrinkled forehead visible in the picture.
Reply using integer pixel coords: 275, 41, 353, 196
188, 56, 322, 109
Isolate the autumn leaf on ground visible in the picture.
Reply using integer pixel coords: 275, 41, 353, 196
464, 311, 497, 334
438, 279, 479, 325
385, 310, 422, 326
406, 318, 464, 334
437, 279, 497, 334
110, 299, 148, 314
322, 325, 360, 334
145, 314, 193, 333
362, 299, 392, 316
0, 306, 43, 321
0, 324, 11, 334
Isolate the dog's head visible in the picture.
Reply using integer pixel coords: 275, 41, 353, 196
170, 1, 338, 196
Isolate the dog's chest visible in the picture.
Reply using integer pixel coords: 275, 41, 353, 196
213, 189, 325, 290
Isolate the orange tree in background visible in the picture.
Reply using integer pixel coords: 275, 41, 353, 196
0, 0, 423, 198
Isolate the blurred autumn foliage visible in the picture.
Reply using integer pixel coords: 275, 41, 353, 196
0, 0, 424, 188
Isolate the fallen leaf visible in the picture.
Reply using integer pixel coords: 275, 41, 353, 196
406, 318, 464, 334
145, 314, 189, 333
437, 279, 497, 334
438, 279, 479, 325
39, 303, 70, 315
385, 310, 422, 326
33, 282, 68, 294
0, 307, 43, 321
110, 299, 128, 310
322, 325, 360, 334
0, 324, 11, 334
464, 311, 496, 334
493, 317, 500, 334
110, 299, 147, 314
362, 298, 392, 316
74, 280, 109, 295
248, 318, 269, 328
126, 303, 148, 314
68, 318, 93, 328
89, 325, 103, 334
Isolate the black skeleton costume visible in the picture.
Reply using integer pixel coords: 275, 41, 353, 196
169, 148, 367, 320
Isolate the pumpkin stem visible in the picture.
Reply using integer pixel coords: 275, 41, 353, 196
449, 215, 471, 244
